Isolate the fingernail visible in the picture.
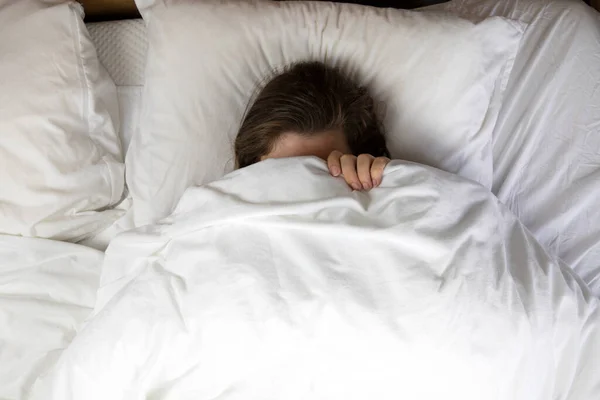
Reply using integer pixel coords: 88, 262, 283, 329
351, 183, 361, 190
372, 179, 378, 187
331, 166, 340, 176
362, 181, 371, 189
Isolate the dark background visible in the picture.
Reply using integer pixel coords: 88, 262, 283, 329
80, 0, 451, 22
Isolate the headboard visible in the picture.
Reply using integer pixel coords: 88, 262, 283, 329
79, 0, 140, 21
78, 0, 449, 22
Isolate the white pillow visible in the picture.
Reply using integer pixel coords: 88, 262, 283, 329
0, 0, 125, 241
128, 0, 524, 227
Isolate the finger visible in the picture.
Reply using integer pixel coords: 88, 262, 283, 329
327, 150, 343, 177
340, 154, 361, 190
357, 154, 374, 190
370, 157, 390, 187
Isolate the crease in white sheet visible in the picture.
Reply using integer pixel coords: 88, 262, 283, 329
31, 158, 600, 400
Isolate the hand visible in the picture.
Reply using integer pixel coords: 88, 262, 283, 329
327, 151, 390, 191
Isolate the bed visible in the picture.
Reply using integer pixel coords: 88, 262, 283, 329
83, 0, 600, 295
2, 0, 599, 398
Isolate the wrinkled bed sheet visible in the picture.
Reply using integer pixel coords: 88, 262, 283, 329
0, 236, 102, 400
427, 0, 600, 296
31, 158, 600, 400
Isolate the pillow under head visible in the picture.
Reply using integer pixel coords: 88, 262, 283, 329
128, 0, 523, 226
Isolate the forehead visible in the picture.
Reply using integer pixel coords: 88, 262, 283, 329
266, 130, 350, 161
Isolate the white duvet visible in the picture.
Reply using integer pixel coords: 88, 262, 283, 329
0, 236, 102, 400
32, 158, 599, 400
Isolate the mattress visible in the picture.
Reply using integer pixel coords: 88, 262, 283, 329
88, 20, 147, 152
85, 1, 600, 296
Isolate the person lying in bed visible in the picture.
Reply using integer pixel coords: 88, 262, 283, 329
235, 61, 391, 191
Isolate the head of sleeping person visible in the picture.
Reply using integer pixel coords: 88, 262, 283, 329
234, 61, 390, 168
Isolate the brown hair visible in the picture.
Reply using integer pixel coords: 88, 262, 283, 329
234, 61, 390, 168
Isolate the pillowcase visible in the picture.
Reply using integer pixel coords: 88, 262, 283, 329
0, 0, 125, 241
128, 0, 524, 227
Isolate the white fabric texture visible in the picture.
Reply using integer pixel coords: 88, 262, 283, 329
425, 0, 600, 296
87, 19, 147, 87
0, 0, 125, 242
31, 158, 600, 400
0, 235, 102, 400
127, 0, 523, 227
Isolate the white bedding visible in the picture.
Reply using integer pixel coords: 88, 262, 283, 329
85, 1, 600, 297
3, 3, 595, 400
0, 0, 125, 242
0, 236, 102, 400
31, 158, 600, 399
426, 0, 600, 294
